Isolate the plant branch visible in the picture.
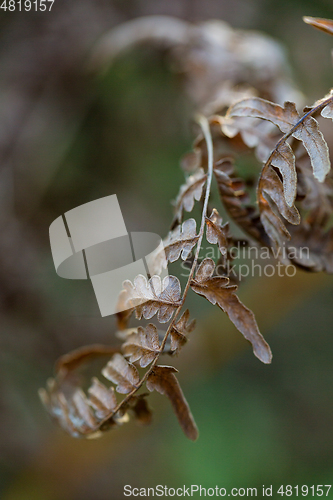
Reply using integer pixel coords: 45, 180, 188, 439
95, 115, 215, 431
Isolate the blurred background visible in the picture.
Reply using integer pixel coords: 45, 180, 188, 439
1, 0, 333, 498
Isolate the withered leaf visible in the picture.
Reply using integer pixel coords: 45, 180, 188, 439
173, 168, 207, 224
39, 379, 104, 438
190, 258, 272, 364
270, 142, 297, 207
123, 323, 160, 368
170, 309, 196, 353
147, 218, 199, 275
39, 380, 79, 437
296, 154, 333, 222
227, 98, 299, 134
321, 97, 333, 121
102, 353, 140, 394
258, 147, 298, 249
260, 168, 300, 225
130, 395, 153, 425
213, 157, 268, 245
40, 350, 148, 438
292, 116, 330, 183
38, 344, 128, 438
309, 90, 333, 111
88, 377, 118, 420
118, 274, 182, 324
228, 97, 331, 183
260, 206, 291, 250
205, 208, 229, 260
194, 255, 217, 282
146, 365, 198, 441
54, 344, 119, 376
219, 115, 278, 163
303, 16, 333, 36
72, 389, 98, 430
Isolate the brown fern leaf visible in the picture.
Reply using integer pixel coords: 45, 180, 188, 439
227, 98, 331, 182
146, 365, 198, 441
205, 207, 244, 279
321, 93, 333, 119
123, 323, 160, 368
172, 168, 207, 225
259, 167, 300, 249
213, 157, 268, 244
129, 395, 153, 425
40, 377, 131, 438
303, 16, 333, 36
190, 258, 272, 364
102, 353, 140, 394
170, 309, 196, 354
259, 202, 291, 250
146, 218, 199, 275
39, 344, 127, 437
39, 380, 91, 438
296, 154, 333, 223
55, 344, 119, 375
270, 141, 297, 207
205, 208, 229, 262
225, 96, 333, 249
217, 114, 279, 163
117, 274, 182, 325
40, 372, 151, 437
39, 344, 156, 438
71, 389, 100, 430
87, 377, 118, 420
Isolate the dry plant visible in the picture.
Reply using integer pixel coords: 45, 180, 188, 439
39, 16, 333, 441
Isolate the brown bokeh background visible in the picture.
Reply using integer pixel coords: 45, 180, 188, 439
1, 1, 333, 498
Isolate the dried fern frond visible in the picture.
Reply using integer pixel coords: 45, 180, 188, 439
227, 97, 332, 182
220, 94, 333, 254
40, 17, 333, 444
123, 324, 160, 368
146, 365, 198, 441
170, 309, 196, 354
39, 348, 138, 438
172, 169, 207, 226
212, 156, 268, 244
191, 258, 272, 364
117, 274, 182, 326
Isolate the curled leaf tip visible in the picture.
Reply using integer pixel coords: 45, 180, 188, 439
303, 16, 333, 36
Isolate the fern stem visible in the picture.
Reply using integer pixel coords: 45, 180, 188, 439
97, 115, 214, 430
179, 114, 214, 299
